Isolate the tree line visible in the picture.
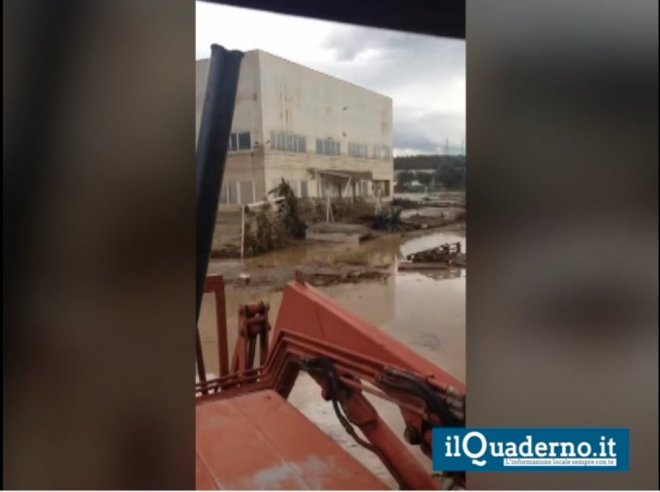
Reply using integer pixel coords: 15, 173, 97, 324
394, 154, 466, 191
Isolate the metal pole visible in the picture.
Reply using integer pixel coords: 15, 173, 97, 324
326, 194, 330, 223
240, 205, 245, 260
196, 45, 244, 385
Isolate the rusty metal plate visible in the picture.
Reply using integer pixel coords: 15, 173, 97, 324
196, 390, 387, 490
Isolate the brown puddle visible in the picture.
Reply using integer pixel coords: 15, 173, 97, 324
198, 228, 465, 487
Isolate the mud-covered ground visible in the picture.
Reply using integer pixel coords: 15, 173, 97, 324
209, 221, 464, 292
211, 254, 391, 291
211, 190, 465, 291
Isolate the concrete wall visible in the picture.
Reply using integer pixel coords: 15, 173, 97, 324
257, 50, 392, 147
213, 205, 243, 255
257, 50, 393, 197
195, 51, 263, 144
197, 51, 265, 204
196, 49, 394, 203
219, 149, 267, 204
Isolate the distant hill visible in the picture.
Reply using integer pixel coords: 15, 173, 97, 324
394, 154, 466, 171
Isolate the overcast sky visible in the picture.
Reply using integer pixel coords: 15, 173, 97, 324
196, 2, 465, 156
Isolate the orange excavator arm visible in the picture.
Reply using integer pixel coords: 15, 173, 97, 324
197, 274, 465, 489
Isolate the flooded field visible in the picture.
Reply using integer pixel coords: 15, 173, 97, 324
199, 225, 465, 487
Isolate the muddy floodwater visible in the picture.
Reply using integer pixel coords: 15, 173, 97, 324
199, 226, 465, 488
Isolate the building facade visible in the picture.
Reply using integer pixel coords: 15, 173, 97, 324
196, 50, 394, 205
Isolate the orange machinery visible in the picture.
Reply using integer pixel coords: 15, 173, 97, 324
196, 274, 466, 490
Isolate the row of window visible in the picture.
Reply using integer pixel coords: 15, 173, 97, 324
221, 179, 321, 204
271, 131, 306, 153
221, 178, 390, 204
230, 130, 391, 159
221, 180, 256, 205
316, 138, 341, 156
311, 136, 389, 159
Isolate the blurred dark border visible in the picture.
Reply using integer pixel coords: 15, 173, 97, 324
466, 0, 658, 489
205, 0, 466, 39
4, 0, 196, 488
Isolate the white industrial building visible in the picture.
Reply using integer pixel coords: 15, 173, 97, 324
196, 49, 394, 205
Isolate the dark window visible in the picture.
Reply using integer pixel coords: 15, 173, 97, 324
237, 132, 251, 150
228, 132, 251, 152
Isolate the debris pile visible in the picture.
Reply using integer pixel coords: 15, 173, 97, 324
268, 179, 307, 239
400, 209, 465, 230
243, 180, 308, 256
391, 197, 420, 210
224, 261, 392, 290
243, 203, 290, 256
392, 193, 466, 210
305, 223, 373, 244
299, 262, 390, 287
210, 243, 241, 258
298, 197, 376, 224
402, 242, 466, 268
368, 206, 404, 231
363, 207, 455, 233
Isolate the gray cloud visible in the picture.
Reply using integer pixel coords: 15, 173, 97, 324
322, 26, 464, 83
394, 109, 465, 155
325, 29, 432, 62
195, 3, 464, 155
318, 26, 465, 155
